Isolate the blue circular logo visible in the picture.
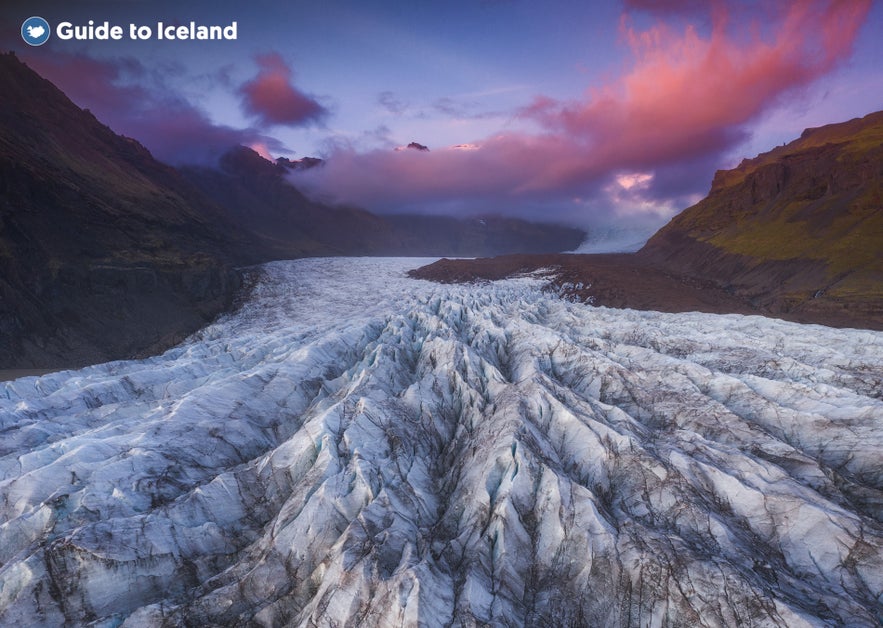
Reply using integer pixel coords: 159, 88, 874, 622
21, 16, 51, 46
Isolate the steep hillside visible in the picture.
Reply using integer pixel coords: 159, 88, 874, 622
182, 146, 586, 258
0, 52, 586, 369
180, 147, 398, 257
412, 111, 882, 329
0, 52, 244, 368
640, 111, 883, 325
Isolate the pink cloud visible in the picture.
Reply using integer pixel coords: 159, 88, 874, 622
296, 0, 871, 225
521, 0, 871, 188
239, 53, 327, 127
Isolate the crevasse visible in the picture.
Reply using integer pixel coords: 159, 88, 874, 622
1, 258, 881, 627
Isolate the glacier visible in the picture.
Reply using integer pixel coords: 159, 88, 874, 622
1, 257, 881, 627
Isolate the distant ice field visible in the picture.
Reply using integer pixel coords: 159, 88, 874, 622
2, 257, 882, 626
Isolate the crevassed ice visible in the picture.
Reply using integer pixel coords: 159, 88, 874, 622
1, 257, 881, 627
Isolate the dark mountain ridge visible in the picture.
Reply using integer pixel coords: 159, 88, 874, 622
0, 52, 245, 369
181, 145, 586, 259
0, 52, 584, 369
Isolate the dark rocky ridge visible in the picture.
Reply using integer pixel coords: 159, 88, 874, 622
412, 111, 883, 330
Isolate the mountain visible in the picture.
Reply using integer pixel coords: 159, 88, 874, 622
2, 258, 880, 626
383, 213, 586, 258
0, 54, 584, 370
0, 52, 245, 369
640, 110, 883, 327
180, 146, 387, 257
181, 146, 586, 258
412, 111, 883, 330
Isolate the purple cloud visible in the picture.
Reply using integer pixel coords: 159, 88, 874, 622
239, 52, 327, 127
22, 51, 284, 165
293, 0, 871, 230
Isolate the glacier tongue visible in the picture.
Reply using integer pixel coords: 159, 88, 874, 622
1, 257, 882, 627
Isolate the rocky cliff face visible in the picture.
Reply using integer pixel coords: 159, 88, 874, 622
640, 111, 883, 328
0, 52, 244, 368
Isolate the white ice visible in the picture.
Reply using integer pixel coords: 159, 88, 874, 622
1, 257, 881, 627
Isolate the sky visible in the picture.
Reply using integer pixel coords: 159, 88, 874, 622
2, 0, 881, 245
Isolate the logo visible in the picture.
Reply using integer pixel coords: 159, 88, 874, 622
21, 16, 51, 46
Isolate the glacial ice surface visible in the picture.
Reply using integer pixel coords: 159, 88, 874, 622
1, 257, 882, 627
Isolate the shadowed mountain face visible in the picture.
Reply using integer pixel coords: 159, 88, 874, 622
0, 52, 244, 369
639, 111, 883, 327
0, 53, 585, 369
181, 146, 586, 259
383, 213, 586, 258
180, 147, 391, 258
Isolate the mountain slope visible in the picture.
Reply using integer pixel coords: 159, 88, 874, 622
180, 147, 389, 257
410, 110, 882, 330
640, 110, 883, 325
384, 213, 586, 257
0, 52, 244, 368
0, 54, 583, 369
181, 146, 587, 258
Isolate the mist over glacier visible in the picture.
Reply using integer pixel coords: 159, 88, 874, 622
1, 258, 881, 627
